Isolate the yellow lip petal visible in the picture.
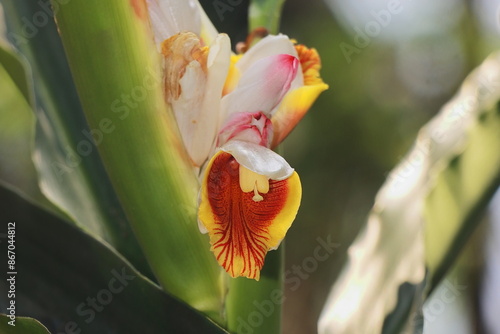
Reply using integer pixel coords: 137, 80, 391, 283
198, 151, 302, 280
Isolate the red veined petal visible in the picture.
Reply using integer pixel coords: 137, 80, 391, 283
198, 151, 301, 280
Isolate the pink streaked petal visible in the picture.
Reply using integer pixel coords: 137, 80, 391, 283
236, 34, 304, 96
146, 0, 201, 48
236, 35, 304, 100
217, 112, 273, 147
236, 35, 298, 73
221, 54, 299, 120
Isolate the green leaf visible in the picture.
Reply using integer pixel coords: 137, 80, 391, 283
0, 43, 66, 220
424, 81, 500, 288
0, 185, 229, 334
51, 0, 223, 317
0, 49, 43, 203
0, 314, 51, 334
1, 0, 154, 280
226, 246, 284, 334
318, 52, 500, 334
249, 0, 286, 34
0, 45, 33, 107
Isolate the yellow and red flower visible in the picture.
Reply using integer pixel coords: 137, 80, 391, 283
147, 0, 327, 280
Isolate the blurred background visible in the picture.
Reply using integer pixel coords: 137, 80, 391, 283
0, 0, 498, 332
200, 0, 499, 333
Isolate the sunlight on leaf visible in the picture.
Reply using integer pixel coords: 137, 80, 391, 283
318, 52, 500, 334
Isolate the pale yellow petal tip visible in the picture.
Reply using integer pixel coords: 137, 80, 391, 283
271, 84, 328, 147
222, 54, 243, 96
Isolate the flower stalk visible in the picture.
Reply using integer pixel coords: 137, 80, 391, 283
249, 0, 287, 34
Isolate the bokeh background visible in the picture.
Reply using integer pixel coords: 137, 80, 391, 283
200, 0, 500, 333
0, 0, 498, 332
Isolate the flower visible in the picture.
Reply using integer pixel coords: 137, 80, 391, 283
147, 0, 327, 280
198, 141, 302, 280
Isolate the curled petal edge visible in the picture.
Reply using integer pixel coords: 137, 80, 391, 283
219, 140, 294, 181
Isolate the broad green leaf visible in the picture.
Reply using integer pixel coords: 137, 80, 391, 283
0, 53, 42, 203
424, 57, 500, 286
0, 314, 51, 334
318, 52, 500, 334
249, 0, 286, 34
52, 0, 223, 317
0, 45, 33, 107
0, 43, 67, 218
1, 0, 154, 280
0, 185, 229, 334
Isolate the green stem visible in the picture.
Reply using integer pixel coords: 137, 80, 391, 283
226, 244, 284, 334
249, 0, 286, 34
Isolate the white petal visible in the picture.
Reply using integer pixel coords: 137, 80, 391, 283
197, 2, 219, 45
219, 140, 294, 180
238, 34, 304, 95
236, 34, 298, 73
147, 0, 201, 47
171, 61, 206, 164
221, 54, 299, 119
174, 34, 231, 166
198, 218, 208, 233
